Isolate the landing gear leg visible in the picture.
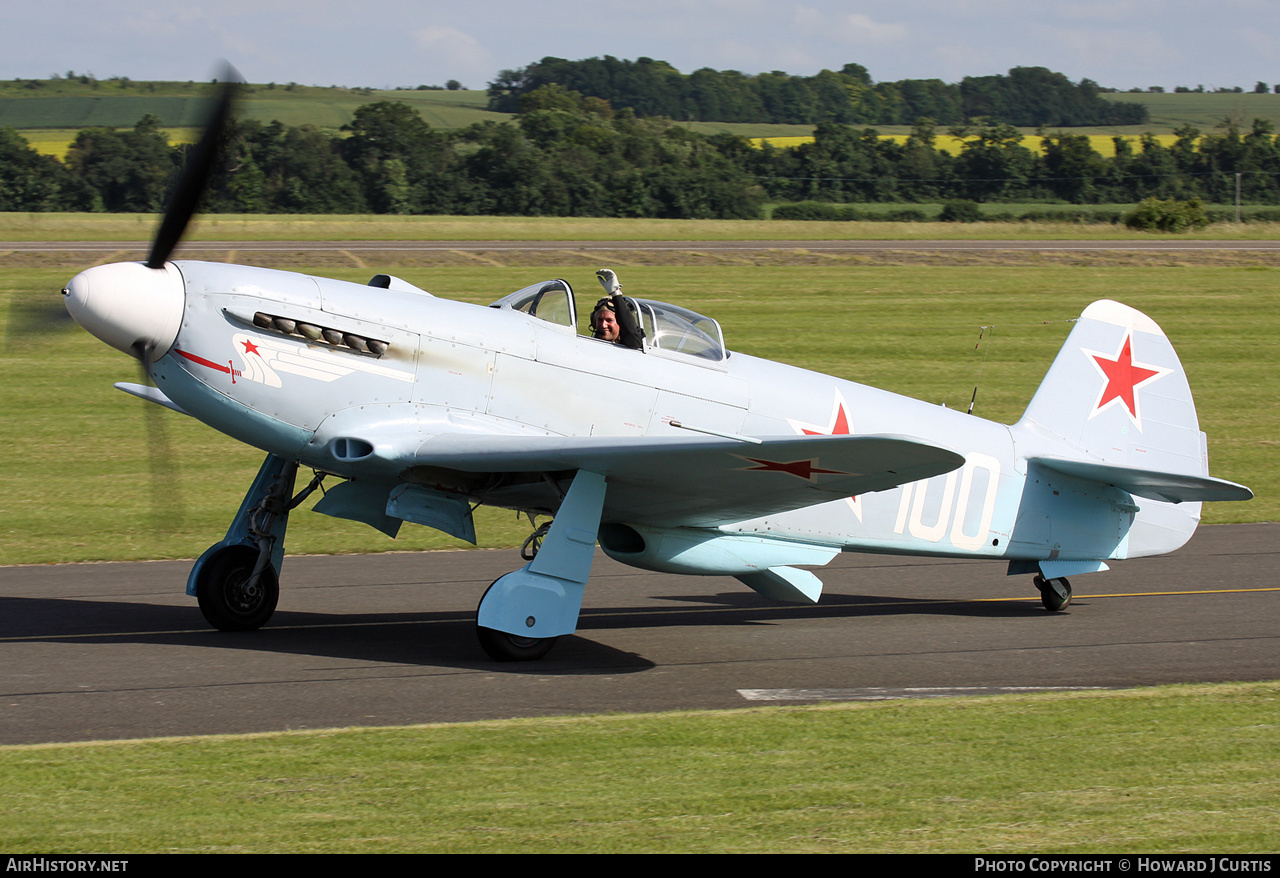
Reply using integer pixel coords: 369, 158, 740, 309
476, 470, 607, 661
187, 453, 323, 632
1034, 574, 1072, 612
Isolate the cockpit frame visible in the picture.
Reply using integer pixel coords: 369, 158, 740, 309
491, 279, 728, 365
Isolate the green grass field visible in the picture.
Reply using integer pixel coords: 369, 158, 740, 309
0, 83, 503, 130
1109, 90, 1280, 133
1, 85, 508, 157
2, 683, 1277, 853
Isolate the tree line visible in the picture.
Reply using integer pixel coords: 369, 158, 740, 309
487, 58, 1148, 127
0, 101, 761, 218
747, 117, 1280, 206
3, 92, 1279, 218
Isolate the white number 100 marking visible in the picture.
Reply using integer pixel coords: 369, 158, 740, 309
892, 453, 1001, 551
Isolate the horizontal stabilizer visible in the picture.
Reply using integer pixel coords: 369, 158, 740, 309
1031, 456, 1254, 504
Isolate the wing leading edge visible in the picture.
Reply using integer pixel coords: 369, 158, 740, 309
408, 432, 965, 526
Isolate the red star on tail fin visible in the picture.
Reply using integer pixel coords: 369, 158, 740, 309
1085, 332, 1169, 430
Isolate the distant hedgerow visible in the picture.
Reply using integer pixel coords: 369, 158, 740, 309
1124, 197, 1210, 232
939, 199, 982, 222
771, 202, 860, 221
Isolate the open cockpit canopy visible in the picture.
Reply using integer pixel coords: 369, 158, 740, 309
491, 280, 726, 361
490, 279, 576, 329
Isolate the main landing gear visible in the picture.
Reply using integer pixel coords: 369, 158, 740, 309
476, 577, 559, 661
475, 519, 561, 660
476, 470, 607, 662
188, 453, 323, 632
1034, 574, 1072, 612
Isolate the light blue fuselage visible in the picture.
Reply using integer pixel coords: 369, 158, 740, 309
153, 262, 1200, 581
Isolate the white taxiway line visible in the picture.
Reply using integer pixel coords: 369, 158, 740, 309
737, 686, 1112, 701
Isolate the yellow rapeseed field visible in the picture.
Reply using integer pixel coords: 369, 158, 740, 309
23, 128, 1181, 160
22, 127, 200, 159
752, 134, 1184, 156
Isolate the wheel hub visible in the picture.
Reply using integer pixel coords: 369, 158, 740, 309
229, 574, 264, 612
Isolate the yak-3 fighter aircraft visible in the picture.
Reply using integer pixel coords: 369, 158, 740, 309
61, 73, 1252, 660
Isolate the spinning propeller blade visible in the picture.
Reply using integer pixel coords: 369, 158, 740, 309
3, 296, 76, 354
132, 341, 186, 528
147, 62, 242, 269
91, 64, 239, 527
130, 64, 242, 526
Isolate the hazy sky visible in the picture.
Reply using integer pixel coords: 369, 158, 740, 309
6, 1, 1277, 92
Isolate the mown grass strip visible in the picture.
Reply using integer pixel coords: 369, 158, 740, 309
7, 212, 1280, 242
1, 683, 1276, 853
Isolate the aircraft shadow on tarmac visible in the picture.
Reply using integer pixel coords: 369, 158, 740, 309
586, 588, 1058, 630
0, 587, 1059, 674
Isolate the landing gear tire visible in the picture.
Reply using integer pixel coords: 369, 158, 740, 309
476, 580, 558, 661
195, 545, 279, 631
477, 626, 558, 662
1034, 574, 1072, 612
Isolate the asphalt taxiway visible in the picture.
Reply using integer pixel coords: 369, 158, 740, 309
2, 523, 1275, 745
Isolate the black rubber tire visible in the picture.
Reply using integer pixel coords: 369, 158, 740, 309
195, 545, 279, 631
1034, 574, 1072, 612
477, 626, 559, 662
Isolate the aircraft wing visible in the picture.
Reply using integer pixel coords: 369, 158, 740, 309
408, 432, 965, 526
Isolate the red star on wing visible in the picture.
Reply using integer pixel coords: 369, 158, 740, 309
1084, 332, 1169, 430
741, 457, 848, 481
241, 339, 261, 356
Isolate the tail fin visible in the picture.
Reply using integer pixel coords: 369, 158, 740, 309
1016, 299, 1250, 504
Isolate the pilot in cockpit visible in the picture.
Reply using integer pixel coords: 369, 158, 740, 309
590, 268, 644, 350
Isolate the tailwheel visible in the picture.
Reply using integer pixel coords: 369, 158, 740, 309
1034, 574, 1072, 612
476, 579, 558, 661
195, 544, 279, 631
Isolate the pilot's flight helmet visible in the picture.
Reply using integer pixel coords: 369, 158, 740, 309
589, 296, 615, 332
